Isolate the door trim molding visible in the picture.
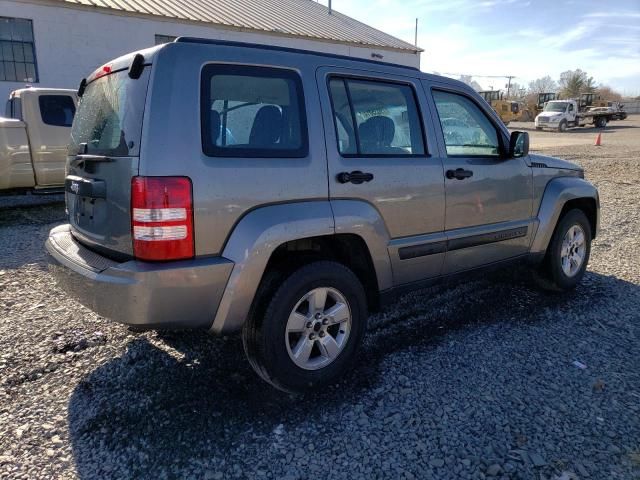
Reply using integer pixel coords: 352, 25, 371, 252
398, 225, 529, 260
398, 240, 447, 260
448, 226, 528, 251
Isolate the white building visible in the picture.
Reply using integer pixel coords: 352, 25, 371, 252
0, 0, 421, 102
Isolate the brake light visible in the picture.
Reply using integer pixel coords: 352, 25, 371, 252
92, 63, 113, 81
131, 177, 194, 261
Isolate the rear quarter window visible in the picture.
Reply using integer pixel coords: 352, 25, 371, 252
39, 95, 75, 127
201, 64, 308, 158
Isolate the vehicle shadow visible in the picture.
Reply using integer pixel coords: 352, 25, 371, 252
66, 266, 639, 478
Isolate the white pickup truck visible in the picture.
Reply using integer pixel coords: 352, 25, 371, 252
534, 99, 614, 132
1, 87, 77, 193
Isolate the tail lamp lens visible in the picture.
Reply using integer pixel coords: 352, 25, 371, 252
131, 177, 194, 261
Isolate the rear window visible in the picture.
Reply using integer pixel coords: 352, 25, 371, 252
39, 95, 75, 127
5, 97, 22, 119
201, 64, 308, 158
69, 68, 150, 157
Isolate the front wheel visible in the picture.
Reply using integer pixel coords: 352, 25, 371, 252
243, 261, 368, 392
558, 120, 568, 132
539, 209, 592, 291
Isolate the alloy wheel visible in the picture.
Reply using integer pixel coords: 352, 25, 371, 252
560, 224, 586, 277
285, 287, 352, 370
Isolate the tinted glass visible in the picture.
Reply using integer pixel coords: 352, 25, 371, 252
328, 78, 356, 154
202, 65, 308, 158
329, 78, 425, 156
69, 68, 150, 156
39, 95, 76, 127
5, 97, 21, 119
433, 90, 500, 157
0, 17, 37, 82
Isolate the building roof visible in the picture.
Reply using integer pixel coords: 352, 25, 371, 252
53, 0, 421, 53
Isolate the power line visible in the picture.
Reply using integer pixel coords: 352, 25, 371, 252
430, 71, 519, 79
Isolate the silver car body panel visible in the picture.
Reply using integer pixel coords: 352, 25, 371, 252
529, 176, 599, 255
46, 225, 233, 329
316, 66, 447, 287
211, 201, 334, 333
421, 78, 535, 274
331, 200, 394, 289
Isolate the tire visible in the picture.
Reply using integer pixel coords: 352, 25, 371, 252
558, 120, 568, 132
242, 261, 368, 392
539, 209, 592, 291
595, 117, 607, 128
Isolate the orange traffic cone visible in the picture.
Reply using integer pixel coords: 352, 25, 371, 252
594, 133, 602, 146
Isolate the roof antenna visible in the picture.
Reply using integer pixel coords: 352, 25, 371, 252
328, 0, 332, 14
414, 18, 418, 47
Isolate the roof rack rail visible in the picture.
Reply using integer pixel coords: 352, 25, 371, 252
173, 37, 419, 72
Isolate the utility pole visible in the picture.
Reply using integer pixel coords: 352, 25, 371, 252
506, 75, 515, 98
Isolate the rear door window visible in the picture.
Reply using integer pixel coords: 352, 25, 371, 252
201, 65, 308, 158
69, 68, 150, 157
328, 77, 425, 156
39, 95, 75, 127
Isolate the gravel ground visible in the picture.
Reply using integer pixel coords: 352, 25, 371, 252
1, 118, 639, 479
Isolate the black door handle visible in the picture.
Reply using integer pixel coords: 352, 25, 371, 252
446, 168, 473, 180
337, 171, 374, 185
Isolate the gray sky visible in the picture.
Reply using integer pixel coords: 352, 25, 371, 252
320, 0, 640, 95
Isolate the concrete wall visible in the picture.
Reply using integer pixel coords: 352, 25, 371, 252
0, 0, 420, 104
621, 100, 640, 114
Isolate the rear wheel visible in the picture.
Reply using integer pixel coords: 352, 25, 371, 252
538, 209, 591, 291
242, 261, 367, 392
595, 116, 607, 128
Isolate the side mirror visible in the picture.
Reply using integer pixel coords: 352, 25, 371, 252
509, 131, 529, 158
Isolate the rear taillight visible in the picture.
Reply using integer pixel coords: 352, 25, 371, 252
131, 177, 194, 261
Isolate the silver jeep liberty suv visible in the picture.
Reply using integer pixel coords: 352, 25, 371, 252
46, 38, 599, 392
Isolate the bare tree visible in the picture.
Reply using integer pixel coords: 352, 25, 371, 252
458, 75, 483, 92
559, 69, 596, 98
597, 85, 623, 101
507, 82, 525, 99
527, 76, 558, 95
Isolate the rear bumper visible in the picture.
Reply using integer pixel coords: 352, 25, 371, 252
45, 224, 233, 329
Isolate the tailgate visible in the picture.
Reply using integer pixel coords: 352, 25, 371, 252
66, 66, 151, 257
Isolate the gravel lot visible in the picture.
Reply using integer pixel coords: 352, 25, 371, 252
1, 117, 639, 479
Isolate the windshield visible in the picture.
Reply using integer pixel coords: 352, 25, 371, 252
69, 68, 150, 156
543, 102, 568, 113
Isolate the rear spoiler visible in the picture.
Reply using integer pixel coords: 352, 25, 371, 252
78, 53, 146, 98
